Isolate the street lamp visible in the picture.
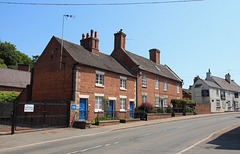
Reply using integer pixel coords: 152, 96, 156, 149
60, 14, 73, 70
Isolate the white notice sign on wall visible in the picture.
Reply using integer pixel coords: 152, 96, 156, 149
24, 104, 34, 112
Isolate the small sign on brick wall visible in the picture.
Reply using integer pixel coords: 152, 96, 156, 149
71, 104, 77, 110
24, 104, 34, 112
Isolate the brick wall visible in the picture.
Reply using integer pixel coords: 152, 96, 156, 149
0, 86, 23, 93
31, 37, 75, 101
137, 70, 182, 107
74, 65, 136, 121
195, 103, 211, 114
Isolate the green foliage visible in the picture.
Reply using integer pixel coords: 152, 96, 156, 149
0, 91, 19, 103
0, 41, 39, 69
0, 58, 7, 68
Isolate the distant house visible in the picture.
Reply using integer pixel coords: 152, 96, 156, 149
191, 69, 240, 112
111, 29, 183, 109
0, 65, 30, 93
182, 88, 192, 100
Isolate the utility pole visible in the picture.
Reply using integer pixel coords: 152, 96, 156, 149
60, 14, 73, 70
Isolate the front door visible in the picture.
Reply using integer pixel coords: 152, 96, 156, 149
130, 101, 134, 118
79, 99, 87, 120
109, 100, 114, 118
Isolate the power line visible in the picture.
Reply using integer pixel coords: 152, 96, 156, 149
0, 0, 204, 6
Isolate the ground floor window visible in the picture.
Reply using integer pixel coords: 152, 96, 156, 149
155, 97, 160, 107
160, 98, 168, 108
95, 96, 103, 112
120, 98, 126, 111
142, 95, 147, 103
216, 99, 220, 107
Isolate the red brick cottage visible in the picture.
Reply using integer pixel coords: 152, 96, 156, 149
111, 30, 183, 109
20, 30, 136, 125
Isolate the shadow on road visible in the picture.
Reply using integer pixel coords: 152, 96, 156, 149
207, 126, 240, 150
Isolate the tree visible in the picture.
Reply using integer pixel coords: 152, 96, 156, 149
0, 41, 39, 69
0, 58, 7, 68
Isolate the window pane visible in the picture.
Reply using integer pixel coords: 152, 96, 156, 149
155, 97, 159, 107
155, 78, 159, 89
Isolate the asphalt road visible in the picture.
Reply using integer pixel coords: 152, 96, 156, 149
1, 113, 240, 154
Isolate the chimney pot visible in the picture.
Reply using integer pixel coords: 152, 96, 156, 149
95, 31, 97, 38
91, 29, 93, 37
80, 30, 99, 55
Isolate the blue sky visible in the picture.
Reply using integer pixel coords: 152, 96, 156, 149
1, 0, 240, 89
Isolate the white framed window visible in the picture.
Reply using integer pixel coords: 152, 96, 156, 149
216, 89, 219, 97
95, 96, 103, 112
155, 77, 159, 89
120, 98, 126, 111
155, 97, 160, 107
142, 73, 147, 87
177, 84, 180, 93
142, 95, 147, 103
164, 81, 168, 91
120, 79, 126, 89
160, 98, 168, 108
96, 73, 104, 86
216, 99, 220, 107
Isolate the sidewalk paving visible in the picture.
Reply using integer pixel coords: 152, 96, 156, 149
0, 112, 239, 152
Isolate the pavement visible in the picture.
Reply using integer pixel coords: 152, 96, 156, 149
0, 112, 239, 153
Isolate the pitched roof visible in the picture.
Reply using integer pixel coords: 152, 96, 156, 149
0, 67, 30, 88
183, 88, 191, 95
201, 79, 221, 89
54, 36, 135, 77
124, 50, 182, 82
211, 76, 240, 92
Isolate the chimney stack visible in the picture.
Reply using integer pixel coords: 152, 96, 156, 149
80, 29, 99, 54
114, 29, 126, 50
149, 48, 160, 64
206, 69, 211, 81
225, 73, 231, 83
194, 76, 200, 83
18, 64, 30, 72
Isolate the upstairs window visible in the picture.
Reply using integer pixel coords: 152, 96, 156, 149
95, 71, 105, 87
164, 81, 168, 91
220, 90, 226, 100
142, 73, 147, 87
235, 93, 239, 98
177, 84, 180, 93
120, 76, 127, 90
155, 77, 159, 89
202, 90, 209, 97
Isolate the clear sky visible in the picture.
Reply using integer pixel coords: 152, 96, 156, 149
1, 0, 240, 89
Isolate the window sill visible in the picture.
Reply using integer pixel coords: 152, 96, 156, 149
228, 106, 232, 108
216, 106, 221, 108
120, 110, 127, 112
142, 85, 147, 88
120, 88, 127, 91
95, 84, 104, 88
94, 110, 103, 113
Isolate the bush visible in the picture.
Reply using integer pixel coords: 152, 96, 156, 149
138, 102, 154, 113
0, 91, 19, 103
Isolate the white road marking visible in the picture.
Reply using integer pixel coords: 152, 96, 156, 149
105, 144, 111, 147
0, 130, 112, 152
114, 142, 119, 144
176, 132, 215, 154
